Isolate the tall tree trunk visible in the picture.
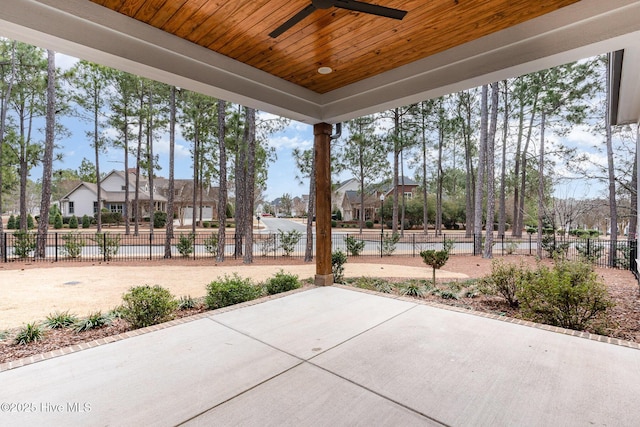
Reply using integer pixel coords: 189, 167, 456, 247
235, 108, 247, 258
36, 50, 55, 258
191, 130, 199, 235
630, 124, 639, 241
400, 150, 406, 236
305, 153, 316, 261
0, 41, 17, 254
134, 87, 144, 236
94, 85, 102, 233
421, 102, 429, 235
460, 93, 475, 237
483, 82, 499, 258
216, 100, 227, 262
147, 87, 154, 237
164, 86, 176, 258
536, 110, 546, 259
473, 85, 488, 255
498, 80, 508, 238
516, 95, 539, 238
436, 105, 444, 236
605, 52, 618, 267
123, 114, 130, 235
392, 109, 400, 234
243, 107, 256, 264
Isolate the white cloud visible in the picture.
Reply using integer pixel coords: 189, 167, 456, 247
268, 135, 312, 151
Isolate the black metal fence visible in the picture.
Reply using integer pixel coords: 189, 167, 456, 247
0, 231, 638, 276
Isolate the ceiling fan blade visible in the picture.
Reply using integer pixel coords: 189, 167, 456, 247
333, 0, 407, 20
269, 4, 317, 38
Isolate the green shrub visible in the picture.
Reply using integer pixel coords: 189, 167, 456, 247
153, 211, 167, 228
351, 277, 394, 293
93, 232, 121, 260
205, 274, 261, 309
68, 215, 79, 229
260, 234, 277, 256
82, 214, 91, 229
14, 322, 45, 345
380, 232, 400, 256
541, 234, 570, 259
74, 311, 112, 332
53, 213, 63, 229
278, 229, 302, 256
13, 231, 36, 258
517, 260, 614, 331
45, 310, 78, 329
204, 233, 219, 256
266, 270, 301, 295
61, 233, 86, 259
365, 220, 374, 229
7, 214, 16, 229
420, 239, 453, 285
331, 220, 337, 228
331, 250, 347, 284
27, 214, 35, 229
345, 235, 366, 256
488, 259, 532, 308
177, 233, 195, 257
121, 285, 178, 329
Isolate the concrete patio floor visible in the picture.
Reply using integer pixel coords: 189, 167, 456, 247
1, 286, 639, 426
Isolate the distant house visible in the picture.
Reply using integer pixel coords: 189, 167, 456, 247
332, 177, 419, 222
60, 170, 218, 224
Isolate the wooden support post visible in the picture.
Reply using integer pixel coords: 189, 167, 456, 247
314, 122, 333, 286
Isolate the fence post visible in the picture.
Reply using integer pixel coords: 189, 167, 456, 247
473, 234, 477, 256
380, 233, 383, 258
529, 234, 532, 255
630, 240, 638, 278
55, 232, 58, 262
149, 233, 152, 260
103, 232, 107, 262
2, 232, 6, 263
501, 234, 504, 256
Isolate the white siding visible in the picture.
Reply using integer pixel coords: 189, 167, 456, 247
67, 186, 97, 218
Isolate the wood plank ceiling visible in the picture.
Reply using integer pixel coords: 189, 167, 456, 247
90, 0, 580, 94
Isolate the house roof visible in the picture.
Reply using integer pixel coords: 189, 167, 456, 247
3, 1, 639, 124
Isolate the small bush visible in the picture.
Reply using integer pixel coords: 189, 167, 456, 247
153, 211, 167, 228
61, 233, 85, 259
177, 233, 195, 257
7, 214, 16, 229
260, 234, 277, 256
74, 311, 112, 332
93, 232, 121, 260
205, 274, 261, 309
121, 285, 178, 329
53, 213, 63, 229
204, 233, 219, 256
68, 215, 79, 229
15, 322, 44, 345
488, 259, 532, 308
332, 250, 347, 284
266, 270, 301, 295
82, 214, 91, 229
420, 239, 453, 285
345, 235, 366, 256
380, 232, 400, 256
365, 220, 374, 229
517, 260, 614, 331
13, 231, 36, 258
27, 214, 35, 229
278, 229, 302, 256
45, 311, 78, 329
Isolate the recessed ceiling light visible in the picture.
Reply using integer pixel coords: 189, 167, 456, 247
318, 66, 333, 75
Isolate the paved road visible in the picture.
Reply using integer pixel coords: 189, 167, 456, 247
260, 217, 308, 233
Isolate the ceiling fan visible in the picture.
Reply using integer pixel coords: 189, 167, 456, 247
269, 0, 408, 38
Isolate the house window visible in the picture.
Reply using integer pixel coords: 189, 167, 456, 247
69, 201, 75, 215
121, 185, 127, 191
404, 192, 413, 200
93, 201, 99, 214
109, 204, 123, 214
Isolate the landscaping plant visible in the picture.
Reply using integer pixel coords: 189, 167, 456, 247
265, 270, 301, 295
345, 235, 366, 256
380, 232, 400, 256
61, 233, 86, 259
12, 231, 36, 259
488, 259, 532, 308
278, 229, 302, 256
121, 285, 178, 329
177, 233, 195, 257
420, 239, 454, 285
14, 322, 44, 345
74, 311, 112, 332
517, 259, 614, 331
93, 232, 121, 261
205, 274, 261, 309
45, 311, 78, 329
332, 250, 347, 284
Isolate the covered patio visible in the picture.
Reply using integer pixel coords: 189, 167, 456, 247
1, 1, 640, 425
1, 286, 639, 425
